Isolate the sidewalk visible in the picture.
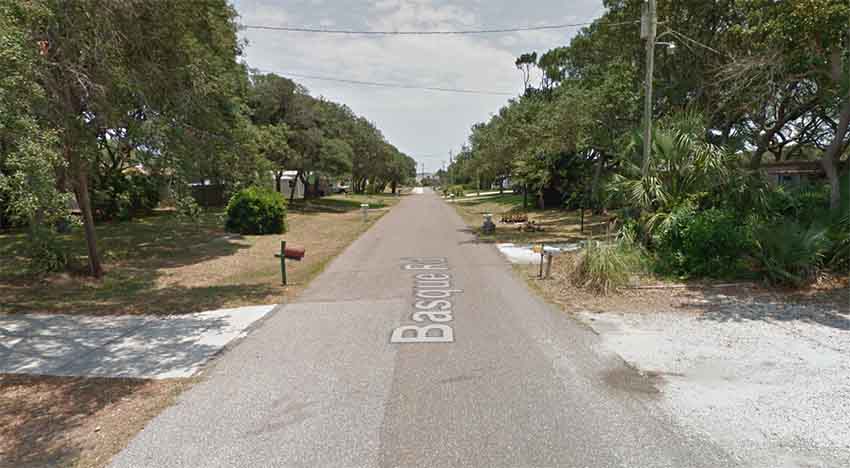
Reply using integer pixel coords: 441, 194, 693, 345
0, 305, 274, 379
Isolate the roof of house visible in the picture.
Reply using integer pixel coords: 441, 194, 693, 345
760, 160, 847, 176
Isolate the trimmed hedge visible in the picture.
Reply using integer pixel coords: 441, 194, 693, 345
225, 187, 287, 235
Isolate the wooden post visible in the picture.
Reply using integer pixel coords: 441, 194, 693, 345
580, 205, 585, 234
538, 242, 545, 279
280, 240, 287, 285
545, 253, 553, 279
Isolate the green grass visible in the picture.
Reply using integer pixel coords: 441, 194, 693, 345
287, 192, 402, 213
0, 210, 227, 281
571, 240, 645, 294
0, 193, 397, 316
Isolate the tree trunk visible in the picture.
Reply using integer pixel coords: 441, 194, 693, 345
312, 177, 321, 198
274, 171, 282, 193
391, 180, 397, 194
822, 45, 850, 212
822, 98, 850, 211
69, 146, 103, 278
289, 170, 302, 203
522, 184, 528, 210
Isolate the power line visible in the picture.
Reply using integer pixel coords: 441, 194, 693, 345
241, 20, 639, 36
262, 70, 516, 96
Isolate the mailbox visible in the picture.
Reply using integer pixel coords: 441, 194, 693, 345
283, 245, 305, 261
274, 241, 306, 285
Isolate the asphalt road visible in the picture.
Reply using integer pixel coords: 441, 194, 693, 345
111, 189, 734, 468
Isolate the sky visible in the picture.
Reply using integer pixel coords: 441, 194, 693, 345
231, 0, 606, 173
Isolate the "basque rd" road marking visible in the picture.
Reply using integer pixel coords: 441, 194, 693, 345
390, 257, 461, 343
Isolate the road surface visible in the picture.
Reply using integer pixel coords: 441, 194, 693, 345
111, 189, 733, 467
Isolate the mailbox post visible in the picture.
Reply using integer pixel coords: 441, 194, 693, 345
280, 240, 287, 285
274, 240, 306, 285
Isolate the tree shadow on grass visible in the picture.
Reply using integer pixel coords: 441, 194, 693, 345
0, 278, 281, 316
289, 197, 391, 215
453, 193, 524, 208
455, 226, 587, 246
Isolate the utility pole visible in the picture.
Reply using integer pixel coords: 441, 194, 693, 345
449, 150, 454, 186
641, 0, 657, 176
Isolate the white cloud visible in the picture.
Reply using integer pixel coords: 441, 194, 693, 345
233, 0, 606, 172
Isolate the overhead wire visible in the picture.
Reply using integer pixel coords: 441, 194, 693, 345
240, 20, 639, 35
255, 69, 517, 96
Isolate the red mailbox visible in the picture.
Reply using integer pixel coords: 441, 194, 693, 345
284, 245, 305, 261
275, 241, 305, 285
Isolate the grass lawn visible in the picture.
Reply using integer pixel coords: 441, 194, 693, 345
0, 192, 401, 316
0, 192, 402, 468
450, 192, 613, 244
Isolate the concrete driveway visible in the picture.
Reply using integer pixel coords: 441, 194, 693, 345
110, 189, 735, 467
0, 306, 274, 379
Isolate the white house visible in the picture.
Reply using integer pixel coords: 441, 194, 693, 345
274, 170, 305, 199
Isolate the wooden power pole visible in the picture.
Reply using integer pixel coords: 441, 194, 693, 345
641, 0, 657, 176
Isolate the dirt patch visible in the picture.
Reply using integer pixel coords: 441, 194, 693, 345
451, 193, 613, 245
0, 374, 195, 468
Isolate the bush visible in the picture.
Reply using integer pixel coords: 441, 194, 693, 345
225, 186, 287, 235
450, 185, 465, 197
26, 224, 68, 274
175, 195, 203, 225
751, 220, 831, 286
92, 173, 161, 221
827, 212, 849, 271
764, 183, 830, 226
571, 239, 644, 294
655, 207, 751, 278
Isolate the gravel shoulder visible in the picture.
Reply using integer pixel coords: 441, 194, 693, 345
517, 254, 850, 467
579, 302, 849, 468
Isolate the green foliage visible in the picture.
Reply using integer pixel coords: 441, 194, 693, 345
764, 184, 831, 226
654, 207, 752, 278
175, 195, 203, 225
607, 114, 731, 234
92, 174, 161, 221
225, 187, 287, 235
751, 220, 831, 286
25, 224, 68, 275
826, 212, 849, 271
449, 185, 465, 198
571, 239, 644, 295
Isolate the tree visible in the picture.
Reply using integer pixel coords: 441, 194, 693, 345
15, 0, 247, 277
515, 52, 538, 91
0, 1, 71, 272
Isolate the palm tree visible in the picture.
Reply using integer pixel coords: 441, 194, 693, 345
607, 113, 730, 235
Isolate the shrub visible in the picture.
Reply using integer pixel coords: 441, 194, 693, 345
655, 207, 751, 278
571, 239, 644, 294
450, 185, 465, 197
827, 212, 849, 271
126, 174, 160, 214
93, 173, 161, 221
175, 195, 203, 225
764, 183, 830, 226
26, 224, 68, 274
751, 220, 831, 287
225, 186, 287, 235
